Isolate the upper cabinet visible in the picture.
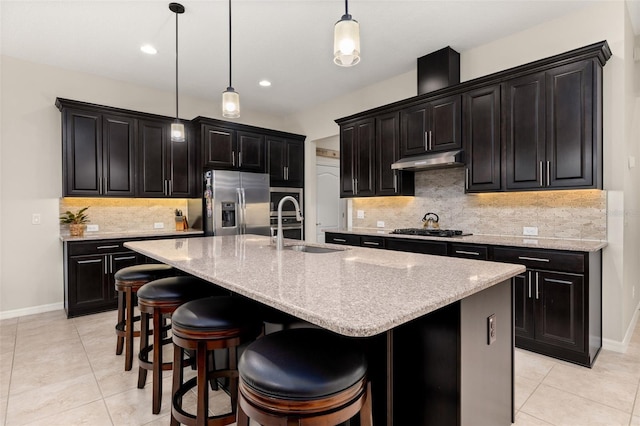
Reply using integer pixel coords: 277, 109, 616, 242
400, 94, 461, 157
340, 118, 376, 197
268, 137, 304, 187
376, 112, 414, 196
200, 125, 265, 173
60, 107, 135, 197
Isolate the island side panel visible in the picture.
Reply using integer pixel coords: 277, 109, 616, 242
460, 279, 513, 426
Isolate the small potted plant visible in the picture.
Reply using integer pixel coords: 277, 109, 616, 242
60, 207, 90, 237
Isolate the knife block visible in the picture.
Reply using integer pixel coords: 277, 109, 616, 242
175, 216, 187, 231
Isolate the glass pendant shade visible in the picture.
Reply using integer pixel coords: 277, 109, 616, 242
171, 121, 186, 142
222, 88, 240, 118
333, 15, 360, 67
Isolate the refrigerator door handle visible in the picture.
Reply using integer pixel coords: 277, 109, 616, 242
236, 188, 243, 235
240, 188, 247, 234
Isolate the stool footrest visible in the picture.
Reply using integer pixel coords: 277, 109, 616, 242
172, 376, 236, 426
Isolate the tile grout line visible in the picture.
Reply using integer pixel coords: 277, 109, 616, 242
517, 362, 561, 426
2, 319, 19, 426
629, 377, 640, 426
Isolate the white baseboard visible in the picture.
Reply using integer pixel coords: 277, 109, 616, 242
0, 302, 64, 320
602, 304, 640, 353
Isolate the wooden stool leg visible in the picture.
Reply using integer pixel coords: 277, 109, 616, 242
115, 290, 125, 355
171, 343, 183, 426
228, 346, 238, 411
196, 341, 208, 426
137, 310, 150, 389
152, 309, 163, 414
236, 397, 250, 426
360, 382, 373, 426
125, 287, 135, 371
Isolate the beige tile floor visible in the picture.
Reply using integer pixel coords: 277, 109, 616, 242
1, 308, 639, 426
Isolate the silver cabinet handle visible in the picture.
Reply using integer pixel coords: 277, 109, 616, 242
354, 178, 358, 195
113, 256, 136, 261
97, 245, 119, 250
98, 177, 103, 194
528, 271, 532, 298
363, 241, 380, 246
539, 161, 544, 187
333, 238, 347, 243
535, 272, 540, 300
110, 256, 113, 274
424, 131, 429, 151
455, 250, 479, 256
78, 259, 102, 264
518, 256, 550, 263
465, 168, 470, 190
168, 180, 173, 196
239, 151, 243, 167
546, 160, 551, 187
232, 151, 236, 167
428, 130, 433, 151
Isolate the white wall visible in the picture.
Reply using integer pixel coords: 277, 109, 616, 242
0, 56, 285, 317
287, 1, 638, 348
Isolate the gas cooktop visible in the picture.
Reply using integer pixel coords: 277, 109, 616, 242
389, 228, 471, 238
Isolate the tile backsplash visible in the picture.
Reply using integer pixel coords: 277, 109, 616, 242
352, 168, 607, 240
59, 198, 193, 234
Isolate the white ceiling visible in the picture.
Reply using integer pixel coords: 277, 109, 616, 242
2, 1, 638, 117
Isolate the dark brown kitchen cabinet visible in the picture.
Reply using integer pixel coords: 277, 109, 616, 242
268, 137, 304, 187
61, 109, 135, 197
400, 94, 461, 158
325, 232, 360, 246
64, 240, 142, 318
376, 112, 414, 196
463, 85, 501, 192
201, 125, 265, 173
137, 118, 196, 198
340, 118, 375, 197
505, 60, 599, 190
385, 238, 448, 256
237, 131, 266, 173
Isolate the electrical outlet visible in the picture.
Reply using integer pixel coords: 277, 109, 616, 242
356, 210, 365, 219
86, 224, 99, 232
523, 226, 538, 236
376, 221, 385, 228
31, 214, 41, 225
487, 314, 496, 345
154, 222, 164, 229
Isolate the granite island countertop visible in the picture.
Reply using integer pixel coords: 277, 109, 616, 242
125, 235, 525, 338
325, 228, 607, 252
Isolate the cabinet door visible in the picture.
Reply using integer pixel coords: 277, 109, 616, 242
285, 140, 304, 187
429, 94, 461, 152
385, 238, 448, 255
504, 72, 546, 190
354, 118, 376, 196
137, 119, 168, 197
102, 115, 135, 196
63, 109, 102, 196
237, 131, 265, 173
68, 254, 108, 313
534, 270, 584, 352
376, 112, 402, 196
513, 271, 535, 340
463, 85, 501, 192
400, 104, 428, 157
108, 251, 141, 300
546, 60, 594, 188
203, 125, 236, 170
168, 128, 196, 197
268, 137, 287, 186
340, 124, 356, 197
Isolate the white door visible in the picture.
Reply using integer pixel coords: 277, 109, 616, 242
316, 162, 343, 243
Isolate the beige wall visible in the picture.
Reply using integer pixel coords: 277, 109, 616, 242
287, 1, 639, 349
0, 56, 285, 317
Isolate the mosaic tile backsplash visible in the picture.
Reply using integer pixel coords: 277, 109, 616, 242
352, 168, 607, 240
59, 198, 193, 234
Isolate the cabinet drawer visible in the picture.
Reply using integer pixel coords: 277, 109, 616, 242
492, 247, 584, 273
360, 236, 385, 249
325, 233, 360, 246
67, 240, 129, 256
449, 244, 488, 260
385, 238, 448, 256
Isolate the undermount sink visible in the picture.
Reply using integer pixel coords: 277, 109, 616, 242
285, 245, 345, 254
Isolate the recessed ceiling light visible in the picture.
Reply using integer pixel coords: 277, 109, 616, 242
259, 80, 272, 87
140, 44, 157, 55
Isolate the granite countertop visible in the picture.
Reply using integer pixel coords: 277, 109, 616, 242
125, 235, 525, 338
325, 228, 607, 252
59, 229, 204, 242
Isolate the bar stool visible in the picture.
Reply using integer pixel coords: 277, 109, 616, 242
236, 328, 373, 426
136, 275, 230, 414
170, 296, 263, 426
114, 263, 175, 371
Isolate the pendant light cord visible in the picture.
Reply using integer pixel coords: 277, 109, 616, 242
345, 0, 349, 15
175, 9, 179, 120
228, 0, 232, 88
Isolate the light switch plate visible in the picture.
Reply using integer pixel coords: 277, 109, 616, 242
154, 222, 164, 229
523, 226, 538, 236
377, 221, 385, 228
356, 210, 365, 219
31, 214, 41, 225
86, 224, 99, 232
488, 314, 496, 345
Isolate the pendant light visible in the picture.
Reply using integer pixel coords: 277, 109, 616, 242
333, 0, 360, 67
222, 0, 240, 118
169, 2, 186, 142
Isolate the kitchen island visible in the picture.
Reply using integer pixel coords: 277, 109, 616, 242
125, 235, 525, 426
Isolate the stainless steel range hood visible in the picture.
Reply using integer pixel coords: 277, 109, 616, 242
391, 149, 465, 171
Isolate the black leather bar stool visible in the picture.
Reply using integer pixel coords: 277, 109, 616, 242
114, 263, 176, 371
136, 276, 230, 414
236, 328, 373, 426
170, 296, 263, 426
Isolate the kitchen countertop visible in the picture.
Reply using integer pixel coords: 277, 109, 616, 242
325, 228, 607, 252
59, 229, 204, 242
125, 235, 525, 337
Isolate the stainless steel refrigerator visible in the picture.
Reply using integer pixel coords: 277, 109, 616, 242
203, 170, 270, 236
